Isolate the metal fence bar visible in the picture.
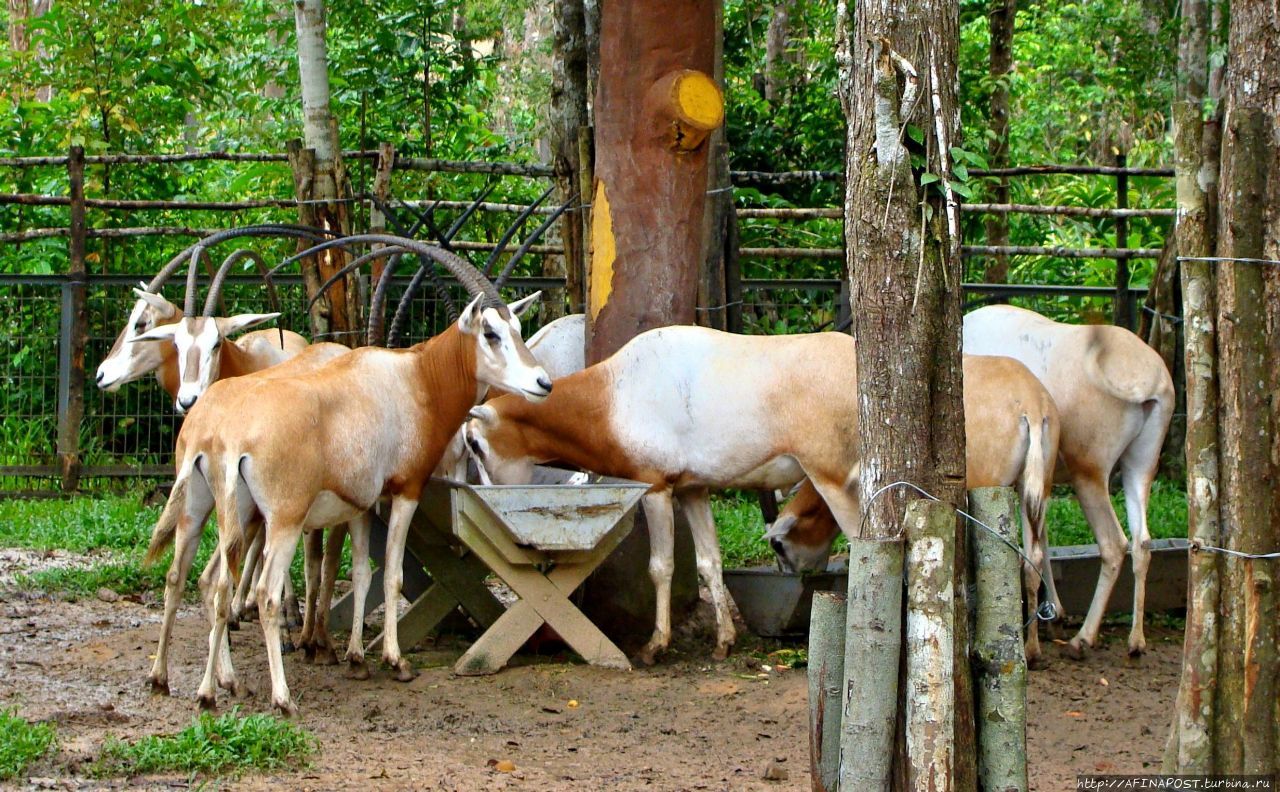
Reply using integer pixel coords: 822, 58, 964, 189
1113, 154, 1133, 328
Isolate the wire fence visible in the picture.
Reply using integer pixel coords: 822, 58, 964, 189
0, 272, 1146, 496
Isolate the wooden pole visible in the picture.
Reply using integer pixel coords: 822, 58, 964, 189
286, 140, 330, 339
56, 145, 87, 493
839, 537, 904, 792
905, 500, 957, 792
1112, 153, 1133, 328
809, 591, 847, 792
969, 487, 1028, 792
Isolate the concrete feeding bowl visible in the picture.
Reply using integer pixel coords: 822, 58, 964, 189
724, 538, 1190, 638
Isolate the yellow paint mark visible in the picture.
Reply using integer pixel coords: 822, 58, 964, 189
589, 181, 615, 321
673, 70, 724, 131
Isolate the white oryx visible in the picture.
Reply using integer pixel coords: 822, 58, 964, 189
170, 273, 549, 715
465, 325, 867, 664
765, 354, 1062, 664
963, 305, 1174, 657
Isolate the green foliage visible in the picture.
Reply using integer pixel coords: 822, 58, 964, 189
1047, 478, 1188, 547
92, 709, 313, 778
0, 709, 56, 781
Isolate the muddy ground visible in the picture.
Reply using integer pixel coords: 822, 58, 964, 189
0, 584, 1181, 791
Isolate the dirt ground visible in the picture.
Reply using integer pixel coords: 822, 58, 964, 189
0, 587, 1182, 791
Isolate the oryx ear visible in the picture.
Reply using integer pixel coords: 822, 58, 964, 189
467, 405, 496, 425
457, 294, 485, 334
131, 323, 180, 343
507, 291, 542, 319
217, 313, 280, 337
132, 288, 177, 318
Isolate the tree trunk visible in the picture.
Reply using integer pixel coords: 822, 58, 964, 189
837, 0, 971, 786
809, 591, 847, 792
292, 0, 357, 343
983, 0, 1015, 284
764, 0, 794, 104
585, 0, 721, 362
551, 0, 590, 318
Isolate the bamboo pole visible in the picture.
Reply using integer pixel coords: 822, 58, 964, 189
904, 500, 957, 792
809, 591, 846, 792
839, 537, 904, 792
969, 486, 1028, 792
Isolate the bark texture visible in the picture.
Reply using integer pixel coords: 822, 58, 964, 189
808, 591, 847, 792
969, 487, 1028, 792
983, 0, 1015, 284
550, 0, 590, 316
836, 0, 971, 786
586, 0, 720, 362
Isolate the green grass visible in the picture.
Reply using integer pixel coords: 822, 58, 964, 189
0, 709, 57, 781
91, 710, 314, 779
713, 479, 1189, 569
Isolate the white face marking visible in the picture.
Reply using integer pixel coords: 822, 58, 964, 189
97, 297, 171, 391
173, 319, 223, 413
460, 299, 551, 403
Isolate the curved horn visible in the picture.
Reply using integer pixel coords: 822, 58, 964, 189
494, 195, 577, 287
203, 249, 283, 318
387, 263, 429, 348
481, 185, 554, 278
182, 248, 214, 316
306, 245, 410, 318
442, 180, 499, 242
367, 252, 406, 346
146, 224, 338, 294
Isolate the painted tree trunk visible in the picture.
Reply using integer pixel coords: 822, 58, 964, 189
904, 500, 956, 792
586, 0, 721, 362
836, 0, 972, 785
968, 487, 1027, 792
808, 591, 846, 792
839, 537, 903, 792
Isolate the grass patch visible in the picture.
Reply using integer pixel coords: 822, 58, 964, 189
92, 710, 313, 779
0, 709, 56, 781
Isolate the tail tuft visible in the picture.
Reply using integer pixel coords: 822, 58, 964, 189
142, 476, 187, 567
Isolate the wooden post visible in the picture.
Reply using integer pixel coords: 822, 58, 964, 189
839, 537, 904, 792
573, 124, 592, 314
809, 591, 846, 792
586, 0, 722, 362
56, 145, 88, 492
550, 0, 589, 321
904, 500, 956, 792
287, 140, 331, 339
969, 487, 1028, 792
1112, 153, 1133, 328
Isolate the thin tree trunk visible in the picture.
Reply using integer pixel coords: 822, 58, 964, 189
837, 0, 971, 785
809, 591, 846, 792
764, 0, 794, 104
550, 0, 589, 320
984, 0, 1015, 284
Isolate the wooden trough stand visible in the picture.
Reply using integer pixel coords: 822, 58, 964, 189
330, 468, 648, 675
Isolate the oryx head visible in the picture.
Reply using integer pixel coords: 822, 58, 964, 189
457, 291, 552, 404
765, 481, 840, 574
96, 286, 182, 392
131, 312, 280, 413
463, 404, 535, 485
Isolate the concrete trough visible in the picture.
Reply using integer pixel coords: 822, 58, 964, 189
724, 538, 1190, 638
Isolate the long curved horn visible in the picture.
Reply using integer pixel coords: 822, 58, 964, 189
203, 249, 283, 317
387, 263, 429, 348
306, 245, 409, 318
146, 224, 337, 294
494, 196, 577, 287
481, 185, 554, 278
442, 180, 499, 242
182, 248, 214, 316
367, 252, 405, 346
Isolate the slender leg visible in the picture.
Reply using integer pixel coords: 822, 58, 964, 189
257, 523, 304, 717
1121, 462, 1157, 656
1021, 505, 1045, 669
229, 521, 264, 627
298, 530, 324, 659
195, 539, 235, 710
345, 514, 373, 679
637, 490, 676, 666
1068, 472, 1127, 658
310, 523, 347, 665
681, 489, 736, 660
380, 496, 421, 682
148, 472, 214, 695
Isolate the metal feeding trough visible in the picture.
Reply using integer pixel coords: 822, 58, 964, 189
406, 466, 649, 675
725, 539, 1191, 638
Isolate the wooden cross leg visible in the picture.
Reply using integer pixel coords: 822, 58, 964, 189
453, 513, 633, 676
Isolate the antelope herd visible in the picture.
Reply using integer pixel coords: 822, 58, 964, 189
98, 250, 1173, 714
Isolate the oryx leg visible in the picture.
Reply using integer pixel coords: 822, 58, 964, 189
1067, 470, 1127, 658
344, 513, 373, 679
256, 521, 305, 717
380, 496, 420, 682
299, 529, 324, 661
309, 523, 347, 666
229, 520, 264, 628
148, 472, 213, 695
680, 489, 736, 660
638, 490, 676, 666
1021, 505, 1046, 669
1120, 453, 1159, 657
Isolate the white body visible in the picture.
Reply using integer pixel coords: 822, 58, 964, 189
963, 305, 1174, 656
